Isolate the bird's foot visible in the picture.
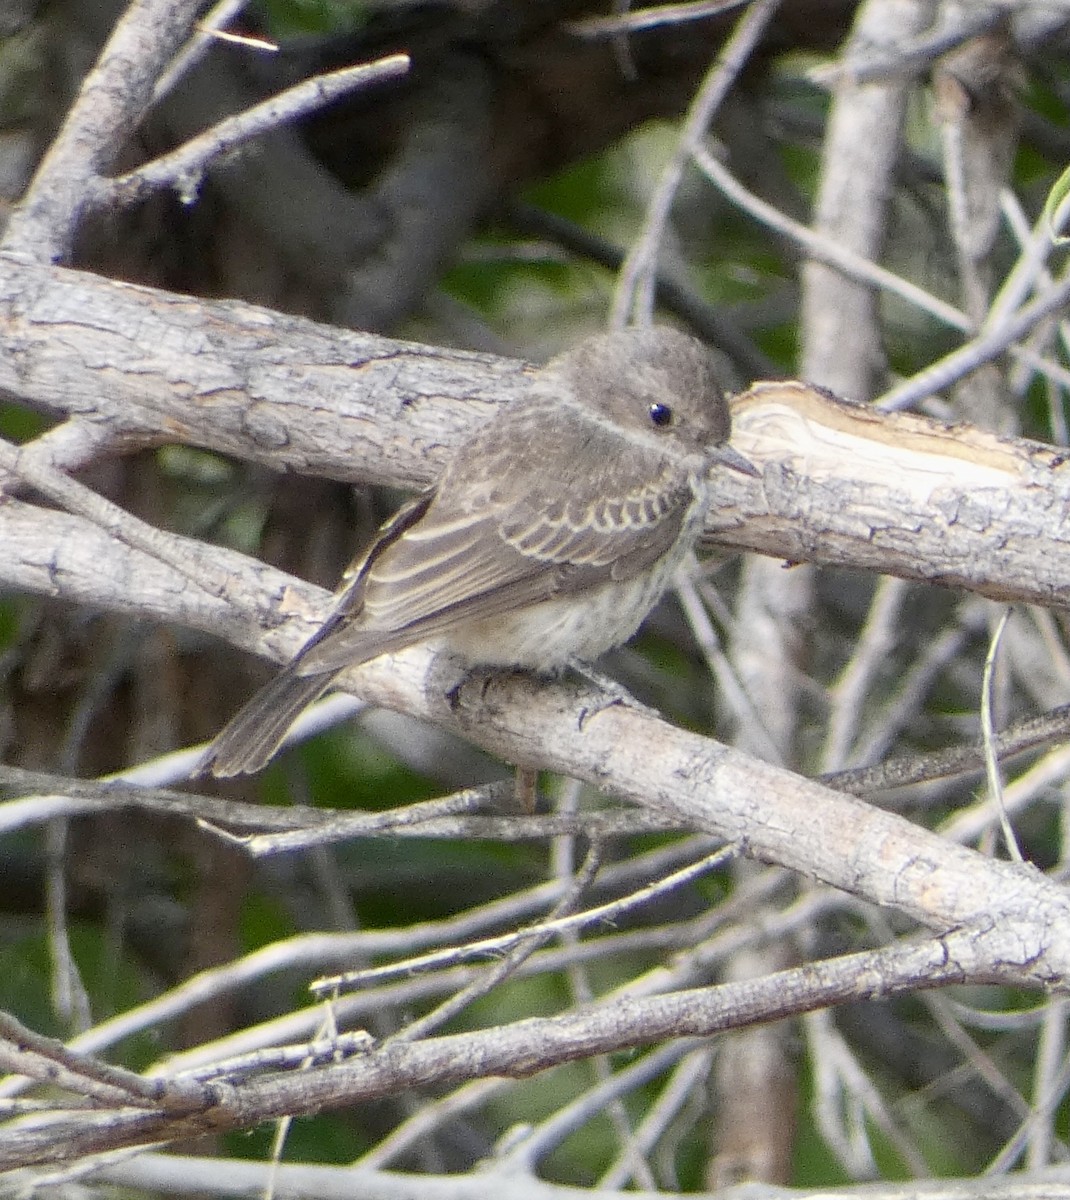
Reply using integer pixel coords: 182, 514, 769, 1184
567, 658, 656, 729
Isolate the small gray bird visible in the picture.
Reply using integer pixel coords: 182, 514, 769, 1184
201, 326, 756, 777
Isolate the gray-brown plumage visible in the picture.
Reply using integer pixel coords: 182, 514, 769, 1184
200, 326, 755, 777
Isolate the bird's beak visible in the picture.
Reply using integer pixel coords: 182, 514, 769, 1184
711, 443, 760, 478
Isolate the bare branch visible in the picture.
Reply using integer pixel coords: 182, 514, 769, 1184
2, 0, 200, 259
111, 54, 411, 210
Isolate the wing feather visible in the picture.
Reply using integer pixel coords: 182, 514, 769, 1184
294, 410, 699, 677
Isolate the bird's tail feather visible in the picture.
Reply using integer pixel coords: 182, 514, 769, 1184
197, 668, 336, 778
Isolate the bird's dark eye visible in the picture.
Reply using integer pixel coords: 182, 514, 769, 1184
648, 402, 673, 428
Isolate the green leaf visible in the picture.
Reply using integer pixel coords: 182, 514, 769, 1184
1042, 163, 1070, 244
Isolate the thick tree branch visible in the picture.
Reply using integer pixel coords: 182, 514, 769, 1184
1, 256, 1068, 608
0, 493, 1068, 956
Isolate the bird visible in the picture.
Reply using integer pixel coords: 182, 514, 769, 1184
199, 325, 757, 777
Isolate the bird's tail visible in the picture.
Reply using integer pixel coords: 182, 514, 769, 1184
197, 667, 336, 778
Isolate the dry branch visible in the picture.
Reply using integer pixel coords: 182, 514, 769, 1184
2, 257, 1069, 610
0, 933, 1047, 1169
2, 461, 1069, 957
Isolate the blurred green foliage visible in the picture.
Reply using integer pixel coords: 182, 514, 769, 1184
254, 0, 368, 37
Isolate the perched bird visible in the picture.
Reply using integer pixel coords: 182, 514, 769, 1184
200, 325, 756, 777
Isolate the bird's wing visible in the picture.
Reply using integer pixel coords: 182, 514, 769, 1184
498, 473, 692, 576
293, 468, 695, 677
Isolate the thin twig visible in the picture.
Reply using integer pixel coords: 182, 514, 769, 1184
697, 146, 1070, 403
0, 1012, 207, 1111
820, 698, 1070, 797
383, 843, 606, 1047
568, 0, 748, 38
694, 144, 969, 331
611, 0, 782, 326
311, 845, 739, 996
820, 578, 909, 774
876, 269, 1070, 411
154, 0, 254, 100
495, 1038, 706, 1173
981, 608, 1024, 863
113, 55, 411, 208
